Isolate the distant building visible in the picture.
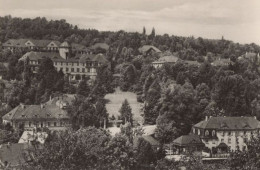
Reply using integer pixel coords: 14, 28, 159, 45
2, 95, 73, 131
238, 52, 260, 63
19, 42, 108, 80
171, 134, 205, 154
192, 116, 260, 152
211, 58, 234, 67
152, 55, 179, 68
138, 45, 162, 56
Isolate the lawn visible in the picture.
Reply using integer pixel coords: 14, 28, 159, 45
104, 87, 144, 124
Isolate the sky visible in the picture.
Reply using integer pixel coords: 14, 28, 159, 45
0, 0, 260, 44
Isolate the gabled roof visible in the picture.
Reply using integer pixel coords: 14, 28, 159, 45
92, 53, 108, 63
172, 134, 204, 147
19, 51, 63, 61
193, 117, 260, 130
2, 104, 69, 121
138, 45, 161, 54
3, 39, 29, 48
142, 136, 160, 146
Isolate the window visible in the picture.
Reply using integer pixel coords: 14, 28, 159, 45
60, 121, 63, 126
228, 138, 231, 144
244, 138, 247, 143
198, 129, 200, 135
205, 130, 209, 136
41, 123, 43, 127
77, 68, 80, 72
66, 68, 69, 72
66, 62, 68, 66
72, 63, 74, 66
82, 68, 85, 73
48, 122, 50, 127
228, 131, 232, 136
87, 68, 90, 72
212, 140, 215, 144
29, 122, 31, 127
212, 130, 216, 136
244, 131, 247, 135
61, 62, 63, 66
71, 68, 74, 72
60, 68, 63, 71
193, 128, 195, 134
54, 122, 57, 127
54, 62, 57, 65
221, 139, 224, 143
77, 63, 79, 66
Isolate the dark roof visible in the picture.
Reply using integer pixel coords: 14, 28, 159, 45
2, 103, 69, 121
183, 60, 201, 66
193, 117, 260, 130
172, 134, 204, 147
19, 51, 63, 62
0, 143, 29, 167
71, 43, 89, 52
20, 51, 108, 64
142, 136, 160, 146
3, 39, 28, 48
217, 142, 228, 148
138, 45, 161, 54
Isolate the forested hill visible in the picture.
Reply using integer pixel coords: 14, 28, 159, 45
1, 15, 260, 57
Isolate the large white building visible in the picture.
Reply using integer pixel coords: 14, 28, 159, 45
191, 116, 260, 152
19, 42, 108, 80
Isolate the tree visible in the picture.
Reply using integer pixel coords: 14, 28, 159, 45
119, 99, 133, 125
26, 127, 112, 169
134, 137, 156, 167
76, 79, 90, 97
143, 26, 146, 36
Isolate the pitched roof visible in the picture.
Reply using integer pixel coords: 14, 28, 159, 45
193, 117, 260, 130
139, 45, 161, 54
2, 104, 69, 121
3, 39, 29, 48
172, 134, 204, 146
92, 53, 108, 63
142, 136, 160, 146
19, 51, 63, 61
71, 43, 89, 52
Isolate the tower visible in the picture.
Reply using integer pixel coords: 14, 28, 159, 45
59, 42, 71, 60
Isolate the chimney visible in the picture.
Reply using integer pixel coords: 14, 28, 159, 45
20, 103, 25, 109
40, 104, 44, 109
205, 116, 208, 121
49, 95, 52, 101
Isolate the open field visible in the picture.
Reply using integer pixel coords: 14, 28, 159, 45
104, 87, 143, 124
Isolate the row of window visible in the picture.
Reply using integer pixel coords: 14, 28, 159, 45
194, 128, 257, 137
59, 67, 91, 73
54, 62, 96, 67
28, 121, 64, 127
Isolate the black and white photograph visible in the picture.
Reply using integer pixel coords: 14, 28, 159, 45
0, 0, 260, 169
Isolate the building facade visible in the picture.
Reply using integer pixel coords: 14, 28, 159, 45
2, 95, 74, 131
19, 42, 108, 80
191, 116, 260, 152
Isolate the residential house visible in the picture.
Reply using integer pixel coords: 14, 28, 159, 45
171, 134, 205, 155
138, 45, 162, 56
191, 116, 260, 152
90, 42, 109, 54
152, 55, 179, 68
2, 97, 72, 131
211, 58, 234, 67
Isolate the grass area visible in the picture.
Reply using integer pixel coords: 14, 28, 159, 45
104, 87, 143, 124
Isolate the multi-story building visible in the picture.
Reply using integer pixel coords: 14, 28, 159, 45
2, 94, 74, 131
19, 42, 108, 80
191, 116, 260, 152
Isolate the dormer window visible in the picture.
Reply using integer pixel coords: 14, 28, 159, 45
212, 130, 216, 136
